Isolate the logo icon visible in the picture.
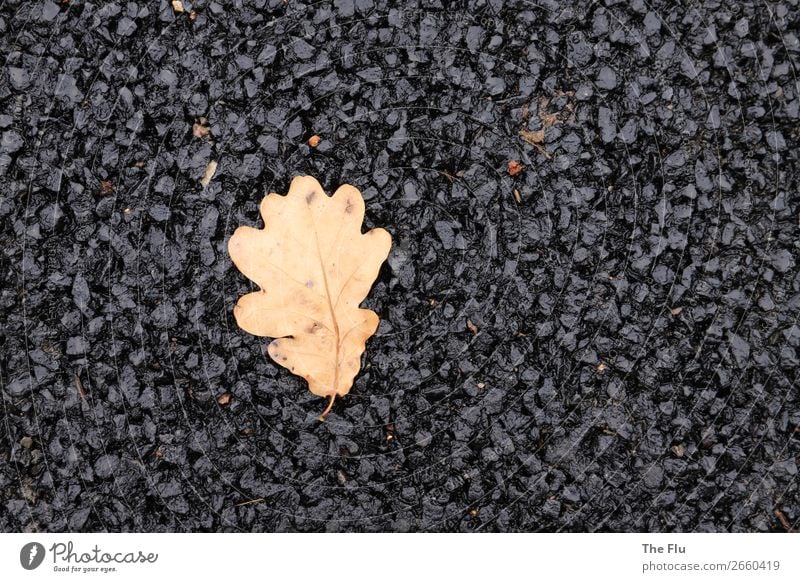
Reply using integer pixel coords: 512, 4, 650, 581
20, 542, 46, 570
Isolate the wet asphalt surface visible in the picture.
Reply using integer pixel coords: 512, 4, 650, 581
1, 0, 798, 532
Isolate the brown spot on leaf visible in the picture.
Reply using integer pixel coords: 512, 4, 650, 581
345, 199, 354, 213
306, 191, 316, 204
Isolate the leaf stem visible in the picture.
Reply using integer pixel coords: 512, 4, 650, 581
308, 207, 341, 407
318, 393, 336, 421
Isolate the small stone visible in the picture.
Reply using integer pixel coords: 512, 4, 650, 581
568, 32, 593, 66
292, 39, 315, 60
8, 67, 30, 90
54, 74, 83, 103
596, 66, 617, 90
765, 131, 786, 151
575, 84, 593, 100
1, 131, 24, 153
728, 333, 750, 368
643, 11, 661, 34
769, 249, 794, 273
598, 107, 615, 143
334, 0, 355, 17
41, 0, 60, 21
643, 466, 664, 488
72, 274, 91, 312
7, 376, 31, 397
66, 336, 87, 355
563, 486, 581, 503
542, 498, 561, 517
434, 221, 455, 248
486, 76, 506, 96
116, 17, 137, 37
94, 454, 120, 479
148, 204, 171, 222
664, 149, 685, 167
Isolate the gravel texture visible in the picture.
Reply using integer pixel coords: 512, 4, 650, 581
1, 0, 799, 532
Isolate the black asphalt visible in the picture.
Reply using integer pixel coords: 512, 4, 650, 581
1, 0, 798, 532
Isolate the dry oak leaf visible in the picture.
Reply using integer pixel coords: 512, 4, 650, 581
228, 175, 392, 419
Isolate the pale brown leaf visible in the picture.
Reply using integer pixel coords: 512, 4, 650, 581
519, 128, 545, 145
193, 117, 210, 139
519, 128, 550, 157
228, 176, 392, 417
200, 160, 217, 188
